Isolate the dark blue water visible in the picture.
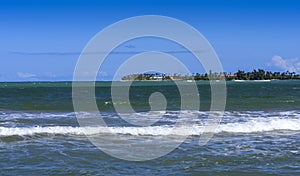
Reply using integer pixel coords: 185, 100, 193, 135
0, 80, 299, 175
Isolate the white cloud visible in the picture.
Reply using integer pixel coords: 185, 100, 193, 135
17, 72, 36, 79
270, 55, 300, 73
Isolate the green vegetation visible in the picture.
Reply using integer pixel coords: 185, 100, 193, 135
121, 69, 300, 81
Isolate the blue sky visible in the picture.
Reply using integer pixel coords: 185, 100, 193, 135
0, 0, 300, 81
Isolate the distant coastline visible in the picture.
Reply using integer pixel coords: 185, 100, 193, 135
121, 69, 300, 81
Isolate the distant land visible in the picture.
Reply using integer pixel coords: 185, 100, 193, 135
121, 69, 300, 81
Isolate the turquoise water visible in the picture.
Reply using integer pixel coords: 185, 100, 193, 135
0, 80, 299, 175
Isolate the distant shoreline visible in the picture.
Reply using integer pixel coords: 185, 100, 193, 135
1, 69, 299, 83
1, 79, 300, 84
121, 69, 300, 81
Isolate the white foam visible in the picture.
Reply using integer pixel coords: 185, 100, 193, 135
1, 110, 299, 121
0, 112, 75, 120
219, 118, 300, 133
0, 118, 299, 137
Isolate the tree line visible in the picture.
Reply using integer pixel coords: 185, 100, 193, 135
121, 69, 300, 81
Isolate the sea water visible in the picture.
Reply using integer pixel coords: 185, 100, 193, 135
0, 80, 299, 175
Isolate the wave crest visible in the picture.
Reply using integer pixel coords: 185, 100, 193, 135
1, 118, 299, 137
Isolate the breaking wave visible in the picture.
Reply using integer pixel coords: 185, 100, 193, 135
1, 117, 299, 137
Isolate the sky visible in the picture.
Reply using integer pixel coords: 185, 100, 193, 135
0, 0, 300, 81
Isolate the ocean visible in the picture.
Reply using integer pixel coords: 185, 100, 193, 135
0, 80, 299, 175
